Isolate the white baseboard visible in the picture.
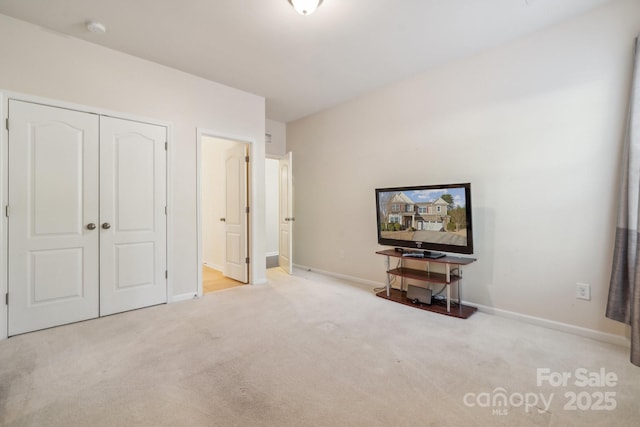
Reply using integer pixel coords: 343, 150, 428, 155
294, 264, 631, 349
471, 303, 630, 348
203, 262, 222, 271
294, 264, 389, 288
170, 292, 199, 303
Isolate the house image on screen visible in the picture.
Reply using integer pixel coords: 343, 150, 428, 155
386, 193, 450, 231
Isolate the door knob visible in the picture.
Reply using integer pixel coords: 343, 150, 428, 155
87, 223, 96, 230
220, 218, 226, 222
102, 223, 111, 229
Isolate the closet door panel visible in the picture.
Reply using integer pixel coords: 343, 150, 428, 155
99, 116, 167, 316
7, 100, 99, 336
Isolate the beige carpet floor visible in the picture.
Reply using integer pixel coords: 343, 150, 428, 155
1, 268, 639, 426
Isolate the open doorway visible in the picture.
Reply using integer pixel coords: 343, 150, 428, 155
265, 158, 280, 269
266, 152, 294, 273
198, 135, 249, 294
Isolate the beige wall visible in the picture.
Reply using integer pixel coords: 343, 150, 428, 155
287, 0, 640, 337
0, 13, 267, 337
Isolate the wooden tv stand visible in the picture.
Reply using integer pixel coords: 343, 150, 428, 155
376, 249, 477, 319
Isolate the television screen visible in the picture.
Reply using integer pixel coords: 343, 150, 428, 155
375, 183, 473, 255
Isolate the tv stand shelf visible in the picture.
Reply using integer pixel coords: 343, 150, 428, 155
386, 267, 461, 284
376, 249, 477, 319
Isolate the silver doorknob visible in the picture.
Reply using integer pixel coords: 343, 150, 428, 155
87, 223, 96, 230
102, 223, 111, 229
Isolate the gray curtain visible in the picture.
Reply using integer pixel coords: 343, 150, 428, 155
607, 35, 640, 367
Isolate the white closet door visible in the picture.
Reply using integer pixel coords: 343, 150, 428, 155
7, 100, 100, 336
99, 117, 167, 316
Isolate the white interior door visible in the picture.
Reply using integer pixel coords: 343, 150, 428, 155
99, 117, 167, 316
279, 152, 293, 274
223, 143, 248, 283
7, 100, 100, 336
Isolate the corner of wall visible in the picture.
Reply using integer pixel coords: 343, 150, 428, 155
0, 91, 8, 340
266, 119, 287, 157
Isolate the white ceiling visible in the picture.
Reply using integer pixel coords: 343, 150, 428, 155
0, 0, 615, 123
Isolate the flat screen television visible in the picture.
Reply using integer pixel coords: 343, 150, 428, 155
375, 183, 473, 257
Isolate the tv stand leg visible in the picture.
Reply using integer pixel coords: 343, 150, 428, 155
445, 263, 451, 312
400, 257, 404, 293
385, 255, 391, 297
458, 268, 463, 307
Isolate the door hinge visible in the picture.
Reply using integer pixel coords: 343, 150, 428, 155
245, 206, 250, 214
5, 118, 8, 131
165, 141, 168, 151
245, 155, 249, 163
5, 205, 8, 217
5, 293, 8, 305
165, 270, 168, 279
165, 206, 167, 215
245, 257, 250, 264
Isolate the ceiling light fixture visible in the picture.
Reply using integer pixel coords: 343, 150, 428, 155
86, 21, 106, 34
288, 0, 323, 15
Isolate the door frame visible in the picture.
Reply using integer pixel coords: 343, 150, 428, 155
196, 128, 256, 297
0, 90, 174, 340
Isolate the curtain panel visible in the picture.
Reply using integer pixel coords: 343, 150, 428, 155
607, 35, 640, 367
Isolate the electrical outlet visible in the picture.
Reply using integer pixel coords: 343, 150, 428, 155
576, 283, 591, 300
